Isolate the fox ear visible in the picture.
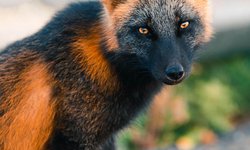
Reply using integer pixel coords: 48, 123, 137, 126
102, 0, 126, 13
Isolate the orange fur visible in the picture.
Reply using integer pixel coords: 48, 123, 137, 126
101, 18, 119, 51
0, 61, 55, 150
187, 0, 213, 42
72, 28, 119, 93
102, 0, 114, 14
101, 0, 139, 51
102, 0, 140, 29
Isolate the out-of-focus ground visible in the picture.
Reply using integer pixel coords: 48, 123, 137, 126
163, 121, 250, 150
1, 1, 250, 150
196, 122, 250, 150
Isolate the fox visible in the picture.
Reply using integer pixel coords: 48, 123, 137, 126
0, 0, 212, 149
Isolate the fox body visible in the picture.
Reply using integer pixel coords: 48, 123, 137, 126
0, 0, 212, 149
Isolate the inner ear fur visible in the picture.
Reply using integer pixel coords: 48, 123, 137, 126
102, 0, 127, 13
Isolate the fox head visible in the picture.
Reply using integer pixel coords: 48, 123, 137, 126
101, 0, 212, 85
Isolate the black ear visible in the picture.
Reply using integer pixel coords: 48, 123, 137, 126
102, 0, 126, 13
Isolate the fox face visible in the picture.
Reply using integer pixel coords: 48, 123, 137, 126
102, 0, 212, 85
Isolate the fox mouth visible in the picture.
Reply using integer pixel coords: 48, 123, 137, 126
162, 78, 185, 85
161, 72, 186, 85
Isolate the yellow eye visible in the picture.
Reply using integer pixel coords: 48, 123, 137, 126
180, 21, 190, 29
139, 27, 149, 35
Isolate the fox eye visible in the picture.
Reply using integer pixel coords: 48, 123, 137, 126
180, 21, 190, 29
139, 27, 150, 35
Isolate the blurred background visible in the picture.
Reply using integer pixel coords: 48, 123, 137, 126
0, 0, 250, 149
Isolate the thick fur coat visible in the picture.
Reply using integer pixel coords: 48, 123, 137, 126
0, 0, 212, 149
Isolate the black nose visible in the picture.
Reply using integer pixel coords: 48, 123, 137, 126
165, 64, 185, 82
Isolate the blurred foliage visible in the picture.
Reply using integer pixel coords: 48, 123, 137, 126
118, 55, 250, 150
